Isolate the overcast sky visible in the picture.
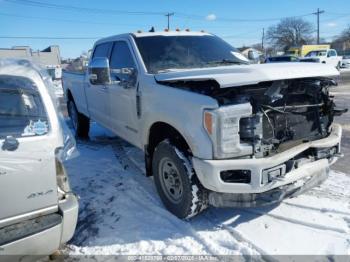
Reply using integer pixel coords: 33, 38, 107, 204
0, 0, 349, 58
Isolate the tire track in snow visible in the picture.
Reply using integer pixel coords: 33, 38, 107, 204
205, 210, 268, 259
109, 138, 225, 256
109, 138, 269, 256
282, 202, 350, 217
110, 139, 269, 256
237, 208, 348, 234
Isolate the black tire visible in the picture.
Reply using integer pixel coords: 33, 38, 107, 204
67, 99, 90, 138
152, 140, 208, 219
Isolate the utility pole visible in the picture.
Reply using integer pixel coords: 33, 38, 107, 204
165, 12, 174, 30
313, 8, 325, 44
261, 28, 265, 50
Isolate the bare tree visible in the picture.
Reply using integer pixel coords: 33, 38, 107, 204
339, 25, 350, 40
266, 17, 314, 50
331, 25, 350, 52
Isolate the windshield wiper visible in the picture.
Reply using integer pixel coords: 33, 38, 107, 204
206, 59, 247, 65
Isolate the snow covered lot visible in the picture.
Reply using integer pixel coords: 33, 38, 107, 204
62, 123, 350, 257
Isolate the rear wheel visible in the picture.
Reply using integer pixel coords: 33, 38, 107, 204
67, 99, 90, 138
152, 140, 208, 219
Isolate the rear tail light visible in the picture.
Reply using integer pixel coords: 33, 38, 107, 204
55, 148, 71, 199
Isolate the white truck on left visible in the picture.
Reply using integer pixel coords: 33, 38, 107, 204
0, 59, 78, 260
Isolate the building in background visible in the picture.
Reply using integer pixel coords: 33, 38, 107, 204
0, 45, 62, 80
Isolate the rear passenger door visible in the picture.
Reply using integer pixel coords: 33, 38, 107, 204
85, 42, 112, 126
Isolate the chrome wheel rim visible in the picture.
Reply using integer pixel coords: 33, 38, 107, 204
159, 157, 183, 204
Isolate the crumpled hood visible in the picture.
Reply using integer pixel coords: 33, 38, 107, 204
155, 63, 339, 88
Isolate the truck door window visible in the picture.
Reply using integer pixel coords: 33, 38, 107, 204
92, 42, 112, 59
110, 41, 136, 81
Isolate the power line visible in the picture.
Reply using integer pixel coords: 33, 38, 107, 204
3, 0, 166, 16
4, 0, 316, 23
0, 12, 142, 27
175, 12, 315, 23
0, 36, 101, 40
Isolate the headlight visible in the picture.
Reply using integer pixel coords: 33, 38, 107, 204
204, 103, 253, 159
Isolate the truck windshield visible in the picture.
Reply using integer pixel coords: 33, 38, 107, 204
134, 35, 249, 74
305, 50, 327, 57
0, 75, 49, 139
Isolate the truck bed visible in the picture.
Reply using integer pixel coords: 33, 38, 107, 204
62, 70, 89, 117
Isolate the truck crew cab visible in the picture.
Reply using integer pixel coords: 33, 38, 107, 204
63, 31, 344, 219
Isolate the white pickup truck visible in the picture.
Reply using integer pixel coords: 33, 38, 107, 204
63, 31, 345, 218
300, 49, 342, 69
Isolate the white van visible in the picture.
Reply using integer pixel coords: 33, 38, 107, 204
0, 59, 78, 261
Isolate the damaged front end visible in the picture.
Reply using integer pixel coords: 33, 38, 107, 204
235, 78, 346, 158
160, 77, 347, 159
160, 76, 346, 207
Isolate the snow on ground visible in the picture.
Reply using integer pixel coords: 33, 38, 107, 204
63, 123, 350, 257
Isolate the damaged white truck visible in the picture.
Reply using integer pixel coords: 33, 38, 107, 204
63, 31, 346, 218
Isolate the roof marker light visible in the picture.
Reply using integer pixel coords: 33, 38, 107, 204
185, 29, 190, 32
137, 30, 142, 33
176, 28, 180, 32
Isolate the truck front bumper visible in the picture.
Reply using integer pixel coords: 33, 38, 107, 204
192, 124, 342, 205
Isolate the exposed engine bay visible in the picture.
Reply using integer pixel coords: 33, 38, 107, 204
158, 78, 347, 158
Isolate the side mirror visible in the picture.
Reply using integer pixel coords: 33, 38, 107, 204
247, 51, 255, 60
88, 57, 111, 85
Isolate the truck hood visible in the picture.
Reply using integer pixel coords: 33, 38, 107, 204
154, 63, 339, 88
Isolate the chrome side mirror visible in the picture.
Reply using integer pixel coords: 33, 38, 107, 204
88, 57, 111, 85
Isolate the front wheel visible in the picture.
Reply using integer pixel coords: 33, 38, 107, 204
152, 140, 208, 219
67, 99, 90, 138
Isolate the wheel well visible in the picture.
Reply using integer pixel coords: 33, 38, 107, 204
67, 89, 74, 102
145, 122, 191, 176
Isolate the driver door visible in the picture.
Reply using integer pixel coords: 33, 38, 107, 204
85, 42, 112, 127
107, 40, 139, 144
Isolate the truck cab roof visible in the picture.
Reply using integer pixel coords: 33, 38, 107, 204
95, 31, 212, 45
